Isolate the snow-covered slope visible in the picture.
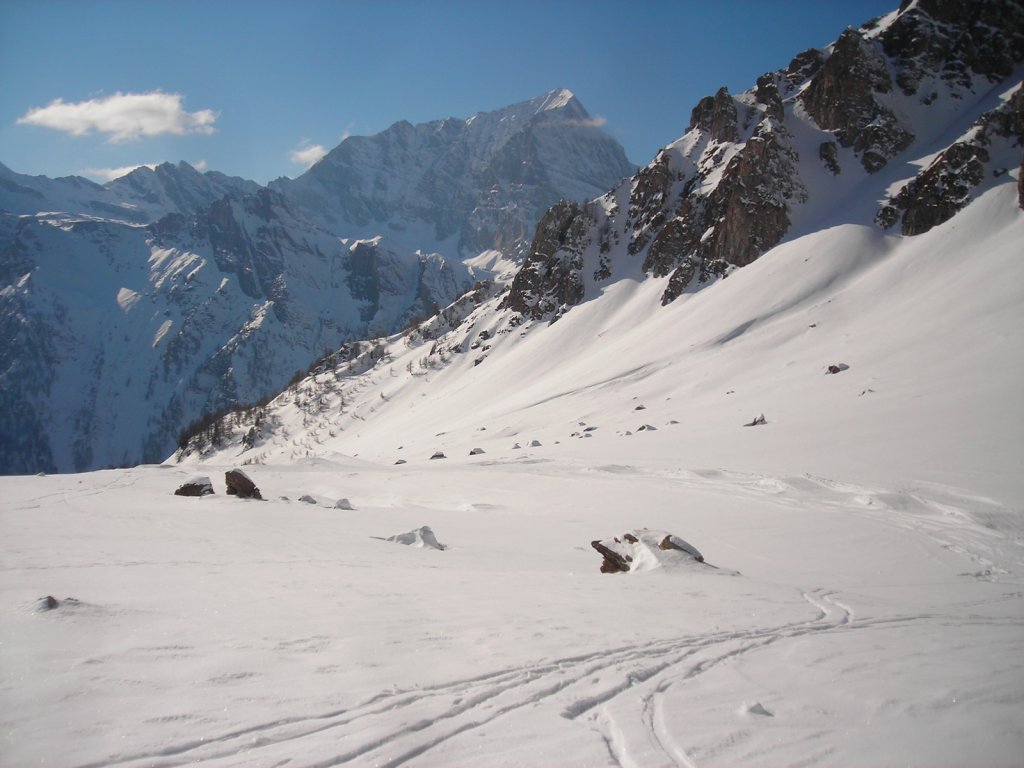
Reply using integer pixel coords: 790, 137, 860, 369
272, 88, 635, 258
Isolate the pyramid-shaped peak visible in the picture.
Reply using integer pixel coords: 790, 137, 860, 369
539, 88, 577, 111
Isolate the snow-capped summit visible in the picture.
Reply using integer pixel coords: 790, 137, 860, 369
273, 89, 634, 258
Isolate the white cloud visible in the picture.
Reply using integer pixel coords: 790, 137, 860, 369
566, 116, 608, 128
289, 141, 328, 168
192, 159, 208, 172
17, 91, 217, 142
81, 163, 158, 182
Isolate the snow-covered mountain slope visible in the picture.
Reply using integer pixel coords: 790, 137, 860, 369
272, 88, 635, 258
504, 0, 1024, 318
181, 0, 1024, 509
0, 190, 471, 474
0, 160, 260, 223
180, 177, 1023, 506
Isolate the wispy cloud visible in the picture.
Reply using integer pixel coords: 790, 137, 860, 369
81, 163, 158, 182
289, 141, 328, 168
17, 91, 217, 142
566, 116, 608, 128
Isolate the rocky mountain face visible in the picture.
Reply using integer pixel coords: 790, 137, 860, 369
0, 184, 469, 474
505, 0, 1023, 320
272, 89, 635, 258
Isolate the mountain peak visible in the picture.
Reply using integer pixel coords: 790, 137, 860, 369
538, 88, 577, 111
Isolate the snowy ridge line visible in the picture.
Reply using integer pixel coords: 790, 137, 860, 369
77, 594, 998, 768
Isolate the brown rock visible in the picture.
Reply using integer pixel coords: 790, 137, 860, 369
174, 476, 214, 497
225, 469, 262, 499
591, 539, 632, 573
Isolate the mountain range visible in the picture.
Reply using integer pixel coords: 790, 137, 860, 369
0, 90, 634, 473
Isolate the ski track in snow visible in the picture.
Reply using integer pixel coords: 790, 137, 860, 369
74, 588, 1014, 768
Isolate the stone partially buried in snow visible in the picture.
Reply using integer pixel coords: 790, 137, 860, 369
430, 451, 447, 460
335, 498, 354, 510
469, 448, 486, 456
591, 530, 712, 574
225, 469, 262, 500
744, 413, 767, 427
826, 363, 850, 374
376, 526, 446, 550
174, 476, 214, 497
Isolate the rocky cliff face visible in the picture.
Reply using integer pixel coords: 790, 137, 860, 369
273, 89, 634, 259
504, 0, 1023, 322
0, 190, 469, 473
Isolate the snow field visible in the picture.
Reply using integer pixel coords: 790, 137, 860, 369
2, 453, 1022, 767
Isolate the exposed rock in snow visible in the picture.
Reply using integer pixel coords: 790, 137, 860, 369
174, 477, 214, 497
225, 469, 261, 499
745, 414, 768, 427
591, 530, 711, 574
826, 364, 851, 374
334, 498, 354, 510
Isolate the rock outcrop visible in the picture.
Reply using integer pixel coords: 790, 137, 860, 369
877, 86, 1024, 235
174, 477, 215, 496
225, 469, 261, 499
591, 530, 709, 574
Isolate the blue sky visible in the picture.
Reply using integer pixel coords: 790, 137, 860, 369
1, 0, 897, 184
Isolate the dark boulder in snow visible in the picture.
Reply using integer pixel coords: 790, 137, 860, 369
469, 447, 485, 456
174, 476, 214, 497
744, 414, 767, 427
430, 451, 447, 460
335, 498, 354, 510
826, 363, 850, 374
394, 459, 407, 465
299, 494, 318, 504
225, 468, 262, 499
591, 530, 711, 574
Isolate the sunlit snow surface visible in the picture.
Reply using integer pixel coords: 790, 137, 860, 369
3, 454, 1023, 767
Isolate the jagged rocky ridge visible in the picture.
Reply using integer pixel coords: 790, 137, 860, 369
505, 0, 1024, 319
